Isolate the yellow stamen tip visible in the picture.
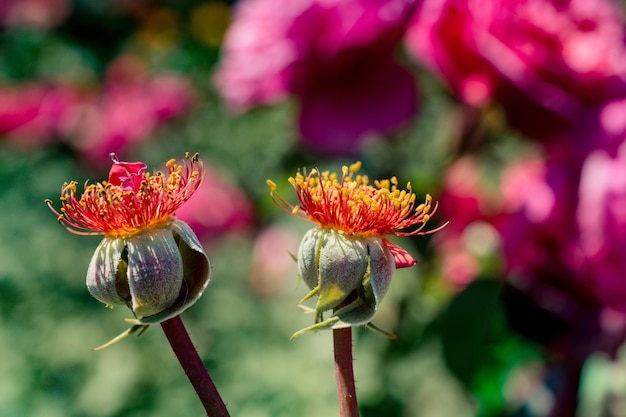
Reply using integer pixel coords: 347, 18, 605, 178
266, 179, 277, 191
349, 161, 362, 173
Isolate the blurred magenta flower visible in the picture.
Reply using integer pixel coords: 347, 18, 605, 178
406, 0, 626, 139
215, 0, 419, 155
174, 164, 254, 244
577, 143, 626, 313
0, 83, 81, 146
268, 161, 442, 337
499, 155, 585, 298
497, 152, 626, 359
433, 157, 503, 289
46, 153, 210, 327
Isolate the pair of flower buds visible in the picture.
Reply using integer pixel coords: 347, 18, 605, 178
47, 154, 440, 343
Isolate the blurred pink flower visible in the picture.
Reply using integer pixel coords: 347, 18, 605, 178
0, 83, 81, 147
499, 146, 626, 307
437, 239, 480, 289
0, 54, 195, 159
0, 0, 70, 30
496, 151, 626, 356
215, 0, 419, 155
73, 84, 157, 162
149, 75, 195, 121
249, 224, 300, 297
73, 57, 195, 165
433, 157, 503, 289
436, 153, 619, 329
405, 0, 626, 139
437, 157, 498, 231
173, 164, 254, 244
499, 156, 585, 295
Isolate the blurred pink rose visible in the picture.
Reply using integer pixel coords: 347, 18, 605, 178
433, 157, 503, 289
215, 0, 419, 155
0, 55, 194, 160
406, 0, 626, 139
499, 148, 626, 312
499, 156, 587, 299
73, 84, 157, 163
435, 153, 604, 316
173, 164, 254, 244
73, 57, 195, 165
431, 151, 615, 341
149, 75, 195, 121
0, 83, 81, 147
437, 157, 499, 232
496, 149, 626, 359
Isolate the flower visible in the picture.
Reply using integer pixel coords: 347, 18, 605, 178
577, 143, 626, 313
46, 153, 210, 341
431, 156, 503, 290
496, 152, 626, 358
267, 161, 443, 337
405, 0, 626, 140
72, 55, 195, 166
215, 0, 419, 155
249, 224, 300, 297
0, 82, 81, 147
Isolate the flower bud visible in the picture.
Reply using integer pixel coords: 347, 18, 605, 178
87, 219, 210, 324
294, 228, 394, 337
268, 162, 444, 339
48, 153, 211, 348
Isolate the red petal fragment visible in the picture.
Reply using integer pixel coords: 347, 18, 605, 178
108, 160, 147, 191
383, 238, 417, 269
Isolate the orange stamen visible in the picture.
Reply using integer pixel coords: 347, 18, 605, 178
268, 162, 444, 237
47, 153, 203, 238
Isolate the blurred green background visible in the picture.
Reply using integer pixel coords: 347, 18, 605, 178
2, 1, 625, 417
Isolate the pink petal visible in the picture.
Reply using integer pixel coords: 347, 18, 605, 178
108, 159, 147, 191
383, 238, 417, 268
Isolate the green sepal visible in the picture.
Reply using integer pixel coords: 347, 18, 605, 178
93, 324, 149, 351
366, 322, 398, 340
127, 220, 210, 325
126, 226, 184, 317
290, 316, 341, 340
293, 229, 398, 337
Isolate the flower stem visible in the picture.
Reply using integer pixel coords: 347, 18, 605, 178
160, 315, 230, 417
333, 326, 360, 417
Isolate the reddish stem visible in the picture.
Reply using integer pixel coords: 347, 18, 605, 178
160, 315, 230, 417
333, 326, 360, 417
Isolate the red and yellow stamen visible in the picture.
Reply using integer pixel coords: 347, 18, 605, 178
46, 152, 203, 238
267, 161, 442, 237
